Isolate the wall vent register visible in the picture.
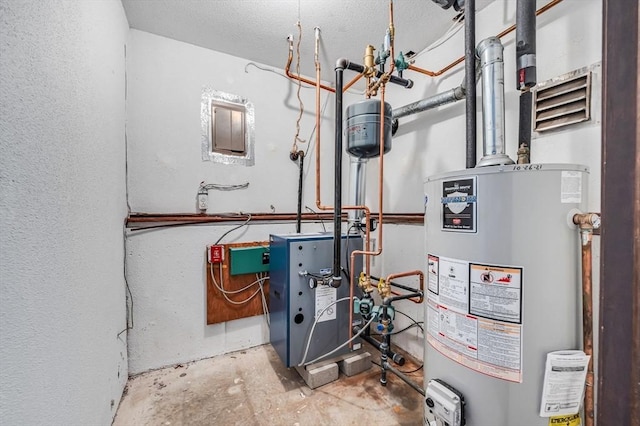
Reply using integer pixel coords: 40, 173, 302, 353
533, 69, 591, 132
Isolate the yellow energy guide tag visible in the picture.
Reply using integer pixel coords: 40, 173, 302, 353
549, 413, 581, 426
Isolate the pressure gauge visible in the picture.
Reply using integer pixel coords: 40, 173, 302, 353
309, 277, 318, 289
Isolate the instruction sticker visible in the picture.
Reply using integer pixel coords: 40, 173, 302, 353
426, 255, 524, 382
540, 351, 590, 417
314, 286, 337, 323
441, 177, 477, 233
427, 254, 440, 294
469, 264, 523, 324
561, 171, 582, 203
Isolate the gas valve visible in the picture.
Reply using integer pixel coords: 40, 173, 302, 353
377, 277, 391, 298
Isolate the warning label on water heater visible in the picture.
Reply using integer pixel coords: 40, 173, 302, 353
426, 254, 524, 383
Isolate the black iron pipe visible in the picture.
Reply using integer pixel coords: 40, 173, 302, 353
296, 152, 305, 233
370, 275, 421, 294
517, 91, 533, 163
383, 361, 426, 396
382, 292, 423, 305
465, 0, 477, 168
356, 326, 406, 366
339, 59, 413, 88
332, 63, 345, 287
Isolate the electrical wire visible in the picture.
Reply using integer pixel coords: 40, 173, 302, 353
371, 321, 424, 336
200, 182, 249, 191
395, 309, 424, 333
371, 359, 424, 375
411, 12, 465, 61
304, 206, 326, 232
304, 314, 377, 366
257, 272, 270, 328
298, 296, 351, 366
214, 214, 252, 244
291, 21, 306, 154
210, 264, 267, 305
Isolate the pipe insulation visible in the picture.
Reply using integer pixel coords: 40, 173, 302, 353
464, 0, 477, 168
516, 0, 537, 90
516, 0, 537, 163
476, 37, 514, 167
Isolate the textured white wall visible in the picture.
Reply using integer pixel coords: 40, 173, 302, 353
125, 30, 331, 374
376, 0, 602, 363
0, 1, 129, 424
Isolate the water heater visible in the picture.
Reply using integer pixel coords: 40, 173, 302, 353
423, 164, 588, 425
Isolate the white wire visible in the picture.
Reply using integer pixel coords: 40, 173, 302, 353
209, 263, 263, 295
412, 12, 465, 61
210, 264, 266, 305
299, 297, 350, 366
303, 314, 377, 366
257, 272, 270, 327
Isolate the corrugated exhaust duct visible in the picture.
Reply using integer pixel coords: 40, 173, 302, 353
476, 37, 514, 167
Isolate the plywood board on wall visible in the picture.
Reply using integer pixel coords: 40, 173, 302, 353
206, 241, 270, 325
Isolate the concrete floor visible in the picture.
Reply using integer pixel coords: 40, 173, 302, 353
114, 344, 424, 425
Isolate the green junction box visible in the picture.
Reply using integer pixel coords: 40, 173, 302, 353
229, 246, 270, 276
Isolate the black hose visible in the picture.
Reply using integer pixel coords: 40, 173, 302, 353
465, 0, 477, 168
296, 151, 304, 233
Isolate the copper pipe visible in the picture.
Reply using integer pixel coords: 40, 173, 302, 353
343, 73, 364, 92
573, 213, 600, 426
126, 212, 424, 225
385, 270, 424, 304
286, 39, 335, 93
314, 39, 332, 211
350, 0, 396, 343
286, 38, 363, 94
407, 0, 564, 78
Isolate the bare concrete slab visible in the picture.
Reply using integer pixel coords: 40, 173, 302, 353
114, 344, 423, 426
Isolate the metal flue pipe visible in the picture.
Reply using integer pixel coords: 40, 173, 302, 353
347, 157, 368, 230
476, 37, 514, 167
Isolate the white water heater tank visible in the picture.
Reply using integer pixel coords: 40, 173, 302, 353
423, 164, 588, 426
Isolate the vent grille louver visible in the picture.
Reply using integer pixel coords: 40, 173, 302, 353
534, 71, 591, 132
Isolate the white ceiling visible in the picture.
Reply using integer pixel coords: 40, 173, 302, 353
121, 0, 495, 79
